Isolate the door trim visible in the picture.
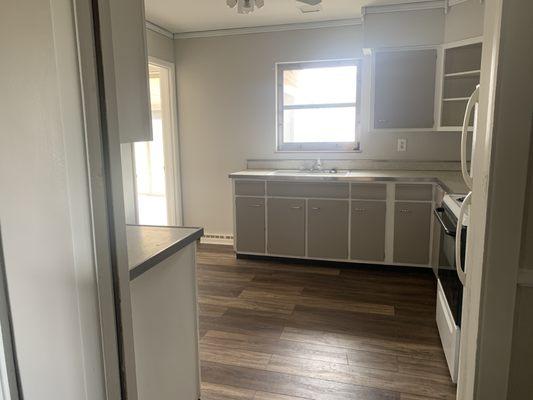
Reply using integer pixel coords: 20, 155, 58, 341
74, 0, 138, 398
0, 227, 23, 400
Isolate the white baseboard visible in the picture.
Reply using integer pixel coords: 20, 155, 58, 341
200, 234, 234, 246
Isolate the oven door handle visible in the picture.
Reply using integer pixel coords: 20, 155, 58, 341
433, 207, 456, 237
455, 192, 471, 286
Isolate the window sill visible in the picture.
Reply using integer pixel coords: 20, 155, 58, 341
275, 149, 363, 154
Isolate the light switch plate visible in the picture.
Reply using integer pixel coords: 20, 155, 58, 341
397, 138, 407, 152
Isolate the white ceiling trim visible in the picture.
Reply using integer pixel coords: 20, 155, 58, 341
145, 21, 174, 39
172, 18, 362, 39
361, 0, 446, 19
148, 0, 482, 39
448, 0, 483, 6
448, 0, 469, 5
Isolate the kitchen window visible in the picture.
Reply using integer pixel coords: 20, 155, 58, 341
276, 60, 361, 152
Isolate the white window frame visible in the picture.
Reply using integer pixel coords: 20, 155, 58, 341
276, 59, 362, 152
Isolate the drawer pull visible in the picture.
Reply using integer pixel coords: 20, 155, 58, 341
311, 207, 321, 211
400, 209, 412, 214
290, 206, 302, 210
353, 208, 366, 212
248, 204, 262, 208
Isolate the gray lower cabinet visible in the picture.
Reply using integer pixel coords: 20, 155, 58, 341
235, 197, 265, 253
394, 202, 432, 264
308, 200, 349, 260
351, 201, 386, 262
267, 198, 306, 257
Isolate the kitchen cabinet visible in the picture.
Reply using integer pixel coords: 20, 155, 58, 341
308, 200, 349, 260
394, 202, 432, 265
235, 197, 265, 253
109, 0, 152, 143
267, 198, 306, 257
439, 40, 482, 129
232, 177, 437, 268
373, 48, 437, 129
351, 201, 386, 262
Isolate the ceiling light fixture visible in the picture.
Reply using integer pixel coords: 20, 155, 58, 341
226, 0, 264, 14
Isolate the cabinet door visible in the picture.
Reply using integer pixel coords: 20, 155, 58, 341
374, 49, 437, 129
308, 200, 349, 260
109, 0, 152, 143
267, 199, 305, 257
351, 201, 386, 262
394, 202, 432, 265
235, 197, 265, 253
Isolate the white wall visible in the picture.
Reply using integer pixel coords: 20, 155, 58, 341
444, 0, 485, 44
174, 3, 484, 235
507, 115, 533, 399
146, 28, 175, 63
363, 8, 444, 47
0, 0, 106, 399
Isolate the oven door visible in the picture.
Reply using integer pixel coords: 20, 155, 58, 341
434, 205, 466, 326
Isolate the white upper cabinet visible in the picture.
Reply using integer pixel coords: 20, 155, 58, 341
438, 40, 482, 130
109, 0, 153, 143
372, 48, 437, 130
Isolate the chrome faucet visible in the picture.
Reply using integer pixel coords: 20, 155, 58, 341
311, 158, 323, 171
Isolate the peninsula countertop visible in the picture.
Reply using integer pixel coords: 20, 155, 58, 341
229, 169, 468, 194
127, 225, 203, 281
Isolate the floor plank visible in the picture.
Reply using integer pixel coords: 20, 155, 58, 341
201, 382, 256, 400
197, 244, 456, 400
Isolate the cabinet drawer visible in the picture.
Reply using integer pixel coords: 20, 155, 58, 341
351, 201, 386, 262
267, 199, 306, 257
394, 202, 431, 265
308, 200, 349, 260
235, 197, 265, 254
267, 181, 349, 199
351, 183, 387, 200
235, 180, 265, 196
395, 184, 433, 201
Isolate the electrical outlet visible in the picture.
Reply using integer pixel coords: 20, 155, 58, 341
397, 138, 407, 152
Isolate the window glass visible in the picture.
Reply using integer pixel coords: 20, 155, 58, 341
283, 66, 357, 106
278, 61, 360, 151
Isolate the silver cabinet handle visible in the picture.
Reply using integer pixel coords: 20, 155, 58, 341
311, 207, 320, 211
353, 208, 366, 212
248, 204, 262, 208
400, 209, 412, 213
290, 206, 302, 210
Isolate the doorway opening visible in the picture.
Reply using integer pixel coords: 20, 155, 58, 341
133, 61, 181, 226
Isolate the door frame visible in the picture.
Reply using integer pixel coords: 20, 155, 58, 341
132, 57, 183, 226
74, 0, 138, 398
0, 227, 22, 400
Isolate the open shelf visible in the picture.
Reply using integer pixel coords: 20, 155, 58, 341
444, 69, 481, 78
438, 41, 482, 130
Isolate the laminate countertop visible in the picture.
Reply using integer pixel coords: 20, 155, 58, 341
127, 225, 203, 281
229, 169, 468, 194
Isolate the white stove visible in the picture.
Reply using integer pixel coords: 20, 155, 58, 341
443, 194, 470, 226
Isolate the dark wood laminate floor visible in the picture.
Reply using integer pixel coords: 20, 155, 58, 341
196, 244, 456, 400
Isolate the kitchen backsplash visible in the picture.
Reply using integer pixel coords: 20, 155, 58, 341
246, 159, 462, 171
